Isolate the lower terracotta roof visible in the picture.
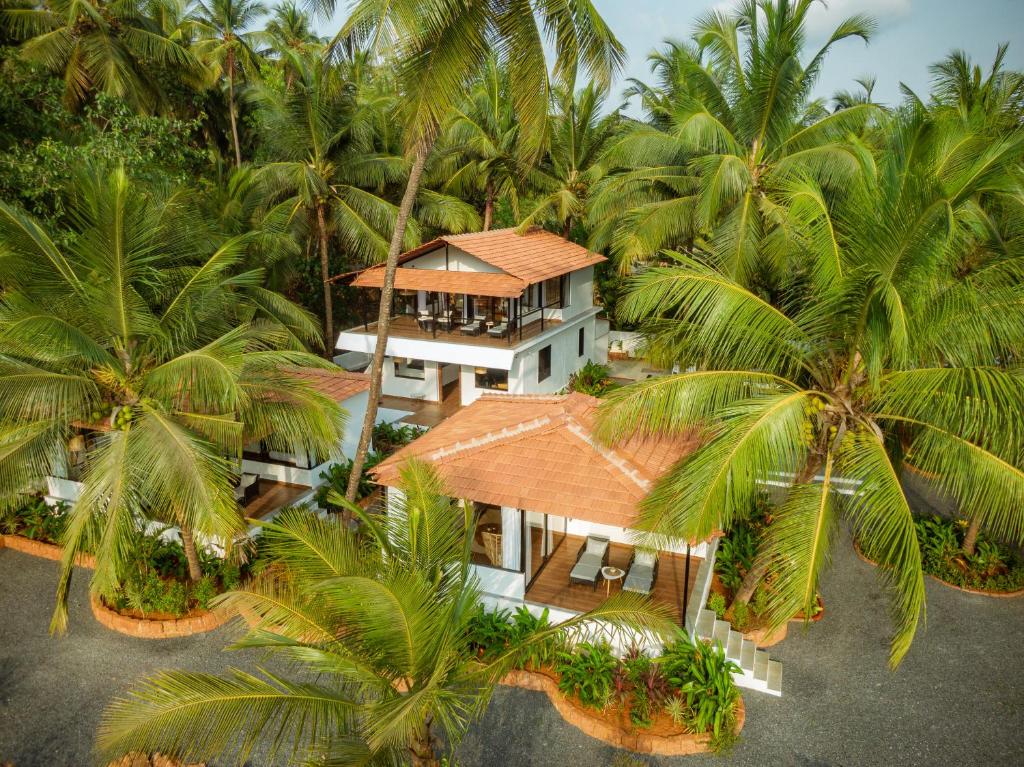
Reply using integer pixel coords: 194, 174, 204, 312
350, 267, 526, 298
372, 393, 700, 531
284, 368, 371, 402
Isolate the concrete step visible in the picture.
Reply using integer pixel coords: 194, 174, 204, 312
739, 639, 756, 673
767, 660, 783, 696
726, 630, 742, 661
695, 608, 715, 639
712, 619, 731, 646
753, 650, 770, 682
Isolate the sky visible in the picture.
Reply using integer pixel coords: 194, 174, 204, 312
319, 0, 1024, 115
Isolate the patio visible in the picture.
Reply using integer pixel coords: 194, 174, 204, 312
241, 480, 311, 520
524, 532, 702, 624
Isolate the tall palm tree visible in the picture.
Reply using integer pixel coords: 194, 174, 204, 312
262, 0, 324, 88
519, 82, 623, 239
0, 166, 348, 632
430, 57, 529, 230
340, 0, 626, 503
590, 0, 875, 283
594, 112, 1024, 668
254, 51, 478, 351
189, 0, 268, 167
0, 0, 199, 111
97, 460, 671, 766
920, 45, 1024, 134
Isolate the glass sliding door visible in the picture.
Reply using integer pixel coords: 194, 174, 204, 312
525, 512, 567, 589
469, 502, 523, 572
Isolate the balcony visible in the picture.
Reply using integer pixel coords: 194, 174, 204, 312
346, 313, 560, 349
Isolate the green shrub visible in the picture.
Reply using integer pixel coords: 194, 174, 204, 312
708, 592, 727, 619
466, 606, 514, 658
316, 453, 384, 505
371, 421, 424, 454
660, 633, 740, 743
556, 641, 617, 709
908, 515, 1024, 593
715, 521, 757, 594
3, 497, 72, 544
567, 360, 616, 397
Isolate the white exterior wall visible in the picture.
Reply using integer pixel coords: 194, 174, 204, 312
405, 246, 502, 273
45, 476, 82, 505
382, 358, 441, 402
508, 313, 599, 397
564, 518, 709, 559
472, 565, 526, 600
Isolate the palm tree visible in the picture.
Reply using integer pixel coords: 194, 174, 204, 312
0, 165, 348, 632
253, 51, 478, 351
189, 0, 268, 168
430, 57, 529, 230
594, 112, 1024, 667
920, 45, 1024, 134
590, 0, 875, 283
519, 82, 623, 239
0, 0, 199, 111
97, 460, 671, 766
340, 0, 626, 503
262, 0, 324, 88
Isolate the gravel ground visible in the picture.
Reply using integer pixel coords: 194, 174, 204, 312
3, 517, 1024, 767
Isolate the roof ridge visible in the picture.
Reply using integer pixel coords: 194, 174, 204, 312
428, 415, 554, 462
562, 416, 651, 492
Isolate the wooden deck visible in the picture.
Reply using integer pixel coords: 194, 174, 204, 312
346, 314, 558, 349
243, 480, 311, 520
380, 387, 461, 428
524, 533, 701, 624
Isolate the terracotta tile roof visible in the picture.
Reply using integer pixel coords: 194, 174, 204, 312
336, 227, 606, 288
284, 368, 371, 402
372, 392, 700, 531
350, 267, 526, 298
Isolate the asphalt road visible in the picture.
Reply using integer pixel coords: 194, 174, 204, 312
3, 523, 1023, 767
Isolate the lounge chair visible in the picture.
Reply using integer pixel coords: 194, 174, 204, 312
460, 320, 483, 336
486, 321, 508, 338
234, 473, 260, 505
622, 549, 658, 595
569, 535, 610, 589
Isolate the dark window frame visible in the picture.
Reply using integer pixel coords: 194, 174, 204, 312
538, 345, 552, 382
475, 367, 509, 391
578, 327, 585, 357
393, 357, 426, 380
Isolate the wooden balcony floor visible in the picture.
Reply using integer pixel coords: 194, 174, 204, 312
524, 532, 701, 624
346, 314, 558, 349
243, 480, 311, 520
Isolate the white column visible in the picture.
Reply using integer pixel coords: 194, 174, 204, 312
501, 506, 521, 571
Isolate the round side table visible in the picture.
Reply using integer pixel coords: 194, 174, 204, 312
601, 565, 625, 596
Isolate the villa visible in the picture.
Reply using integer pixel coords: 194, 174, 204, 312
371, 391, 783, 695
334, 227, 610, 412
46, 368, 372, 521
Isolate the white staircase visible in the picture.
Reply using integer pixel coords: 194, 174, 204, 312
694, 608, 782, 697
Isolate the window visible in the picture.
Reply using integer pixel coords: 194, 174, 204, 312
538, 345, 551, 382
394, 357, 425, 380
475, 367, 508, 391
542, 276, 563, 308
578, 327, 585, 357
561, 274, 570, 307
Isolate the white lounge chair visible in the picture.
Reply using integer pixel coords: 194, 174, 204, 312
569, 535, 610, 589
486, 321, 508, 338
622, 549, 658, 595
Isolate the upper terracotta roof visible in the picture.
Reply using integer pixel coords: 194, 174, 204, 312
336, 227, 606, 289
351, 266, 526, 298
285, 368, 371, 402
372, 393, 700, 531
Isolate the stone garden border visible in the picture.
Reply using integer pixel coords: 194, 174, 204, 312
500, 668, 745, 757
853, 539, 1024, 598
0, 533, 96, 568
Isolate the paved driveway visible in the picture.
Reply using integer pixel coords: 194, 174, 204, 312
3, 528, 1023, 767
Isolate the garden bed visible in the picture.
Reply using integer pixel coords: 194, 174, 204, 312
853, 536, 1024, 598
500, 666, 744, 756
0, 533, 96, 568
706, 572, 824, 647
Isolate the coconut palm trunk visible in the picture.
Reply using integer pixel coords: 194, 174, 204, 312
316, 202, 335, 354
179, 528, 204, 582
730, 454, 824, 610
409, 716, 439, 767
227, 50, 242, 169
483, 180, 494, 231
344, 142, 432, 502
962, 513, 983, 556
